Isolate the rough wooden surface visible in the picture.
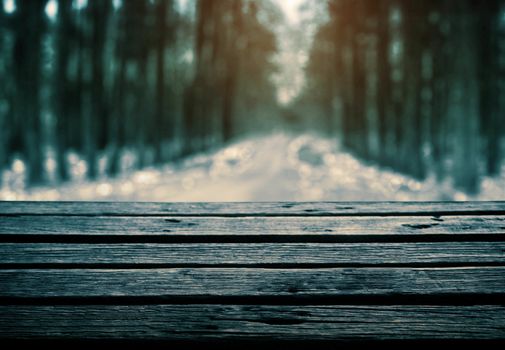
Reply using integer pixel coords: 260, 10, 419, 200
1, 267, 504, 298
0, 201, 504, 343
1, 201, 505, 216
2, 242, 504, 266
1, 305, 504, 340
1, 215, 504, 235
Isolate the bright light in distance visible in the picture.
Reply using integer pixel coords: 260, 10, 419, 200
274, 0, 304, 24
45, 0, 58, 19
3, 0, 16, 14
73, 0, 87, 10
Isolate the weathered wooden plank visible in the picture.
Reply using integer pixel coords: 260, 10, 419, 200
0, 216, 504, 236
1, 305, 504, 340
1, 268, 504, 298
1, 201, 504, 216
1, 242, 504, 266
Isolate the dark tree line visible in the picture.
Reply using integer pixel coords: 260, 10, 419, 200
1, 0, 47, 185
184, 0, 277, 154
299, 0, 505, 193
5, 0, 502, 196
0, 0, 278, 186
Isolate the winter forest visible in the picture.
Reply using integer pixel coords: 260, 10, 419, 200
0, 0, 504, 201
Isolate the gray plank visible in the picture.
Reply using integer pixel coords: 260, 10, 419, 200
1, 215, 504, 236
1, 201, 504, 216
1, 267, 504, 298
1, 305, 504, 340
1, 242, 504, 266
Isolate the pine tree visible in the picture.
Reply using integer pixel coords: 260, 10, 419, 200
12, 0, 47, 185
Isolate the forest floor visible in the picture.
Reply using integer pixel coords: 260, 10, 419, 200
1, 133, 505, 201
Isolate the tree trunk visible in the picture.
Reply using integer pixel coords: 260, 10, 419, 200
87, 0, 111, 180
13, 0, 46, 185
154, 0, 170, 163
448, 1, 480, 193
55, 0, 73, 182
376, 0, 394, 165
222, 0, 242, 142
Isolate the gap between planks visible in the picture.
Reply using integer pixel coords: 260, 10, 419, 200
2, 294, 505, 306
2, 233, 505, 243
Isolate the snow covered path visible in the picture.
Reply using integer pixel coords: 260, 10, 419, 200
2, 133, 505, 201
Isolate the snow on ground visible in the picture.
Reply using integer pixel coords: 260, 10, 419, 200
2, 133, 505, 201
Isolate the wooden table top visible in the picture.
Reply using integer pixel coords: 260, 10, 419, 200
0, 201, 504, 345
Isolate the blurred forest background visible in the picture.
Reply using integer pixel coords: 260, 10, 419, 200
0, 0, 504, 200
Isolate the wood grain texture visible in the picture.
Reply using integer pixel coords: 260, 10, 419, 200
1, 242, 504, 266
0, 215, 504, 236
1, 201, 504, 216
1, 201, 504, 342
1, 267, 504, 298
1, 305, 504, 340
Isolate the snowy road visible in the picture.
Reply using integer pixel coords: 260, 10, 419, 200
2, 133, 504, 201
